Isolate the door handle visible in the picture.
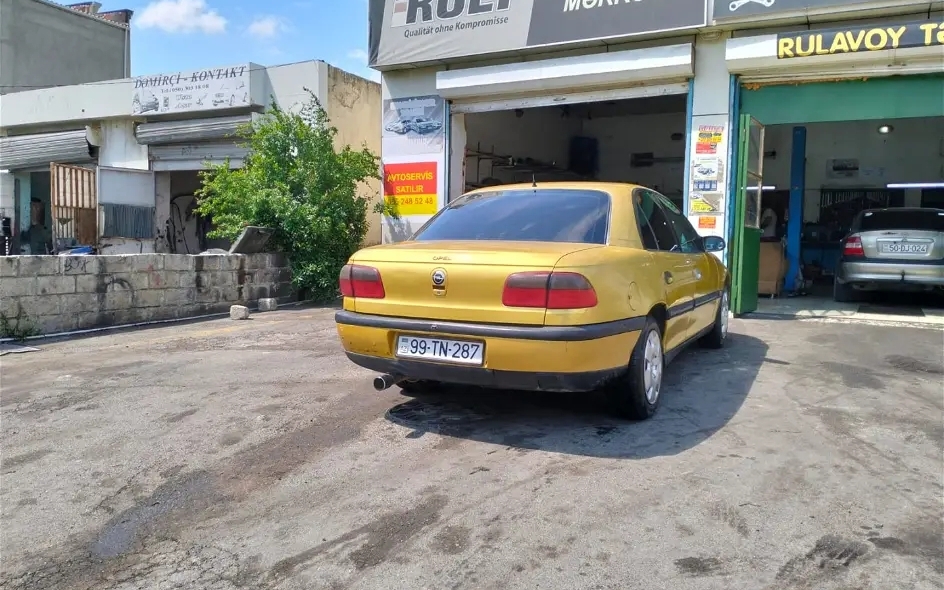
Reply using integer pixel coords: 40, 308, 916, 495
664, 271, 674, 284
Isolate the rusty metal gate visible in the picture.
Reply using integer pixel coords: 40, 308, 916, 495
50, 162, 97, 247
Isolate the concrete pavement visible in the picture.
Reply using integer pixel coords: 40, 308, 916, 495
1, 307, 941, 590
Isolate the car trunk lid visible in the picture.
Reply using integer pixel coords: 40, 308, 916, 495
349, 241, 603, 325
859, 229, 944, 261
854, 210, 944, 261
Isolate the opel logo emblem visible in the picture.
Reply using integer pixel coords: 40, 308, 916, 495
431, 268, 446, 287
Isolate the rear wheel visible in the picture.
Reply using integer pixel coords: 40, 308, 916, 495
699, 289, 729, 349
833, 278, 861, 303
607, 317, 663, 420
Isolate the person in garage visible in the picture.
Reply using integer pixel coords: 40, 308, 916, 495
761, 205, 778, 239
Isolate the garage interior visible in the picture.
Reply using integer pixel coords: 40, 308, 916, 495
751, 114, 944, 315
463, 94, 688, 211
162, 170, 230, 254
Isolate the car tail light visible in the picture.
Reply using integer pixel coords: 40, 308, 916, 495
339, 264, 385, 298
843, 235, 864, 257
502, 271, 597, 309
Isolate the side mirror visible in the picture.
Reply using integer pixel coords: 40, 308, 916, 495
703, 236, 726, 252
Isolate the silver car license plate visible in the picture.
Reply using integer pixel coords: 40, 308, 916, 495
879, 242, 929, 254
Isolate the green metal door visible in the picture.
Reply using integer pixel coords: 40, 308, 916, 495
731, 114, 765, 315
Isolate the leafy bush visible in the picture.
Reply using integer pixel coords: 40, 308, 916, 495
196, 90, 393, 302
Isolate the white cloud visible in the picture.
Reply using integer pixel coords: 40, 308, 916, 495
247, 16, 285, 39
137, 0, 226, 34
347, 49, 368, 62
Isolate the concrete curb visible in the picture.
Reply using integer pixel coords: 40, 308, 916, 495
0, 300, 315, 344
737, 311, 944, 331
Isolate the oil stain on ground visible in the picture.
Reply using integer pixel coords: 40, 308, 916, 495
675, 556, 723, 576
776, 534, 871, 583
268, 493, 448, 580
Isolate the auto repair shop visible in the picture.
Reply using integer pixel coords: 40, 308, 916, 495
724, 11, 944, 313
371, 0, 942, 316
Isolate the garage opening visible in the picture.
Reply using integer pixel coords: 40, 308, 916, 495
462, 93, 688, 211
734, 74, 944, 319
163, 170, 230, 254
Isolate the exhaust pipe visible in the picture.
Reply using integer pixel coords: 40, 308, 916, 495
373, 373, 401, 391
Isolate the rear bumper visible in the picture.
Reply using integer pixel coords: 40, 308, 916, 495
335, 310, 643, 392
838, 260, 944, 287
345, 352, 624, 392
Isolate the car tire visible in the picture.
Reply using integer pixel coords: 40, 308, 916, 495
833, 278, 860, 303
607, 316, 663, 421
699, 289, 729, 349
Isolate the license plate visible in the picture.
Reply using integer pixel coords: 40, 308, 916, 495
396, 335, 484, 365
879, 242, 929, 254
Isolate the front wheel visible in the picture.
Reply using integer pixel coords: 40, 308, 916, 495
700, 289, 729, 349
606, 317, 663, 420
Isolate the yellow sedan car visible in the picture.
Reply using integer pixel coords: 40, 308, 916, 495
335, 182, 729, 419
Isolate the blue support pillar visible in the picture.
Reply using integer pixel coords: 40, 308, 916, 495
785, 126, 806, 292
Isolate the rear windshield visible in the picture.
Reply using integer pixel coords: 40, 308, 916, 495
412, 189, 610, 244
855, 209, 944, 232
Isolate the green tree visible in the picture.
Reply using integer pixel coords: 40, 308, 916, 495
196, 90, 392, 302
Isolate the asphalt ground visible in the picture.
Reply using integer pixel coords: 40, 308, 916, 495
1, 307, 942, 590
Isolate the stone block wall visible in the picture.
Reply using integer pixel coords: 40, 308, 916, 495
0, 254, 293, 336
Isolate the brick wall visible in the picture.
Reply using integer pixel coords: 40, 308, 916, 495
0, 254, 292, 336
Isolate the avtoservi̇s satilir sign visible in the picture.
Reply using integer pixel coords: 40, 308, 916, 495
777, 20, 944, 59
368, 0, 708, 67
132, 64, 252, 116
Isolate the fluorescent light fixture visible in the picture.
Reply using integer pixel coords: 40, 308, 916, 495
746, 185, 777, 191
886, 182, 944, 189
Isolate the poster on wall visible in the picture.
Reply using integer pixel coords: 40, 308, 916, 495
131, 64, 251, 116
697, 216, 718, 229
695, 125, 724, 155
689, 193, 725, 216
382, 95, 445, 156
692, 157, 723, 192
383, 161, 439, 217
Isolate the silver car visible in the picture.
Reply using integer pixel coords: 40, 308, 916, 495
834, 207, 944, 302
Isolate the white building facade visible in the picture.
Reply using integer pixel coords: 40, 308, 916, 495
0, 60, 382, 255
371, 0, 943, 314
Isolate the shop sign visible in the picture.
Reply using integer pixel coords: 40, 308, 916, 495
383, 161, 439, 216
132, 65, 251, 116
714, 0, 910, 21
777, 20, 944, 59
368, 0, 708, 67
382, 95, 446, 156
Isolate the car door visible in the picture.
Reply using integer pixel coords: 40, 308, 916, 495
633, 189, 696, 352
653, 193, 720, 335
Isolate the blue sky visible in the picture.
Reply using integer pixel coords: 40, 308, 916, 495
118, 0, 377, 81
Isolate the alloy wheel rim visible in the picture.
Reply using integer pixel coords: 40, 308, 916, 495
720, 292, 729, 338
643, 329, 663, 404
